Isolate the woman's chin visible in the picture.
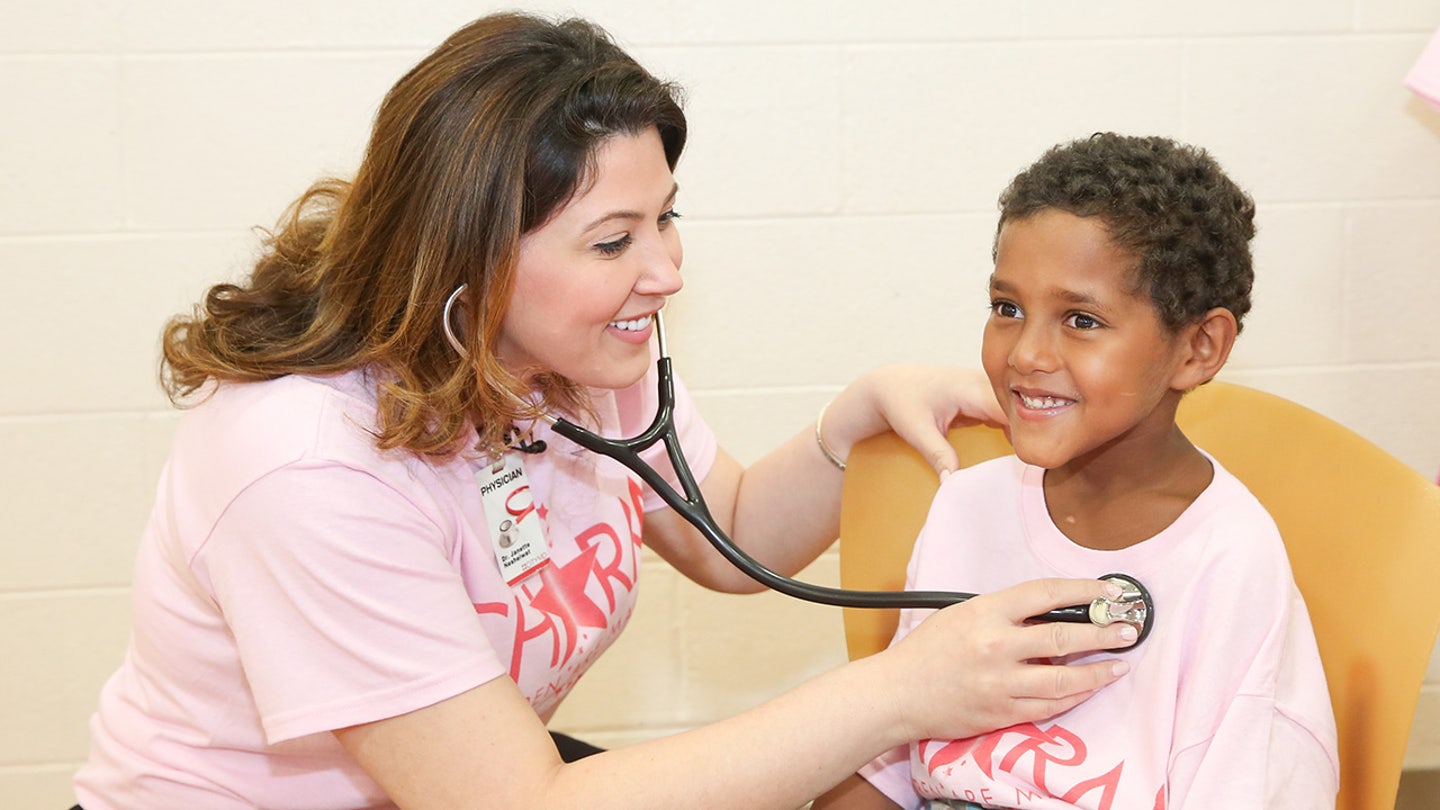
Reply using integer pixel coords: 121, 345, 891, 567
574, 356, 653, 391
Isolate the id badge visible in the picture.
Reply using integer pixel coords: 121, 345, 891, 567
476, 452, 550, 585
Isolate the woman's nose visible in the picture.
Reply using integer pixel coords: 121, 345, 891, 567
636, 234, 683, 296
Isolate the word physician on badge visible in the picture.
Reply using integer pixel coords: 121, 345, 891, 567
477, 452, 550, 585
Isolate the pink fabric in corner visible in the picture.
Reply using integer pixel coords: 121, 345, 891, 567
1406, 28, 1440, 110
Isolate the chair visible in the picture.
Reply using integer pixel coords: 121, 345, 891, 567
838, 381, 1440, 810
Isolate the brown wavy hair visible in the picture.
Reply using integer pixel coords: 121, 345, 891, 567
161, 13, 687, 456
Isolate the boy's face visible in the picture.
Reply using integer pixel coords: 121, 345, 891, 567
982, 209, 1193, 472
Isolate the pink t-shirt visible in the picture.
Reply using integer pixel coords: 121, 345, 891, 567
860, 456, 1338, 810
74, 361, 716, 809
1406, 27, 1440, 110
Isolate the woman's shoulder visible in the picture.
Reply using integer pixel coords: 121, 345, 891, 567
173, 369, 433, 490
189, 369, 372, 438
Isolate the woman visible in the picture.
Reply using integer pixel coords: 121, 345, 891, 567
73, 13, 1136, 809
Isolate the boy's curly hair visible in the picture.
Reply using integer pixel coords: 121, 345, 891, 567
996, 132, 1255, 332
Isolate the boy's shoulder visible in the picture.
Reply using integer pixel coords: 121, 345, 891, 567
923, 455, 1028, 528
936, 454, 1027, 495
1176, 453, 1297, 583
1197, 453, 1282, 533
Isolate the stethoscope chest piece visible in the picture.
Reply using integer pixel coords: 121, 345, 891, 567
1089, 573, 1155, 646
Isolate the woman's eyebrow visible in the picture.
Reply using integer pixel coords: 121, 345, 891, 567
581, 183, 679, 232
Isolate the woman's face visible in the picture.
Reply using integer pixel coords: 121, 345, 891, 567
497, 126, 683, 390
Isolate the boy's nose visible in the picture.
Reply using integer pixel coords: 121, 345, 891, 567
1010, 324, 1059, 374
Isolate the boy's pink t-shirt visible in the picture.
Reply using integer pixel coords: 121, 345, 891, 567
74, 363, 715, 810
860, 456, 1338, 810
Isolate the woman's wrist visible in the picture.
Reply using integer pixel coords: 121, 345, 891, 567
835, 649, 921, 752
814, 401, 849, 470
818, 374, 889, 461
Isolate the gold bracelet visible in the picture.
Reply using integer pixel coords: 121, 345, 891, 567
815, 402, 847, 471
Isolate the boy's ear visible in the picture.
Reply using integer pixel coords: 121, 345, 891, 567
1172, 307, 1238, 391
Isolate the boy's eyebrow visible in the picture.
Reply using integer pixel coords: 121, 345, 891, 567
989, 277, 1108, 308
1056, 289, 1104, 306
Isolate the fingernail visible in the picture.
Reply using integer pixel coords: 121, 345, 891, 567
1104, 582, 1123, 600
939, 469, 952, 482
1111, 660, 1131, 677
1117, 625, 1139, 642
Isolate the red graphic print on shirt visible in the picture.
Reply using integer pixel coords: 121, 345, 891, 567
574, 479, 645, 611
917, 723, 1123, 809
473, 479, 647, 684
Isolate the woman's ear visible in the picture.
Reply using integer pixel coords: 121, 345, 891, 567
1172, 307, 1238, 391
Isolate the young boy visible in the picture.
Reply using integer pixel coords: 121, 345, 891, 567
812, 133, 1338, 810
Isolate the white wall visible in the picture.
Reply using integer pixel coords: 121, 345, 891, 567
3, 1, 1439, 805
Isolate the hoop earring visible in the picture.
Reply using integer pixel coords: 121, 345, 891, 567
443, 284, 468, 357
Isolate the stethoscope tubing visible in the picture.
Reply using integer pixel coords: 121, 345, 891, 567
466, 303, 1151, 641
548, 355, 1099, 624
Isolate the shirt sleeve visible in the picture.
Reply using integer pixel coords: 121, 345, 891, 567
196, 461, 506, 744
1167, 696, 1337, 809
858, 745, 924, 810
1166, 601, 1339, 809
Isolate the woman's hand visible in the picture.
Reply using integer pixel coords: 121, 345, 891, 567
877, 577, 1137, 742
820, 365, 1007, 477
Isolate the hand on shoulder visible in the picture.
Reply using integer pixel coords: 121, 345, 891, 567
825, 366, 1007, 476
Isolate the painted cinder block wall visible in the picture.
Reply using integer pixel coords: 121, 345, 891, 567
3, 1, 1439, 805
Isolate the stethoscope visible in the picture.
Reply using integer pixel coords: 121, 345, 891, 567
445, 288, 1155, 644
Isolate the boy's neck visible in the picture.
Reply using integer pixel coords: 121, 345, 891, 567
1041, 429, 1213, 551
